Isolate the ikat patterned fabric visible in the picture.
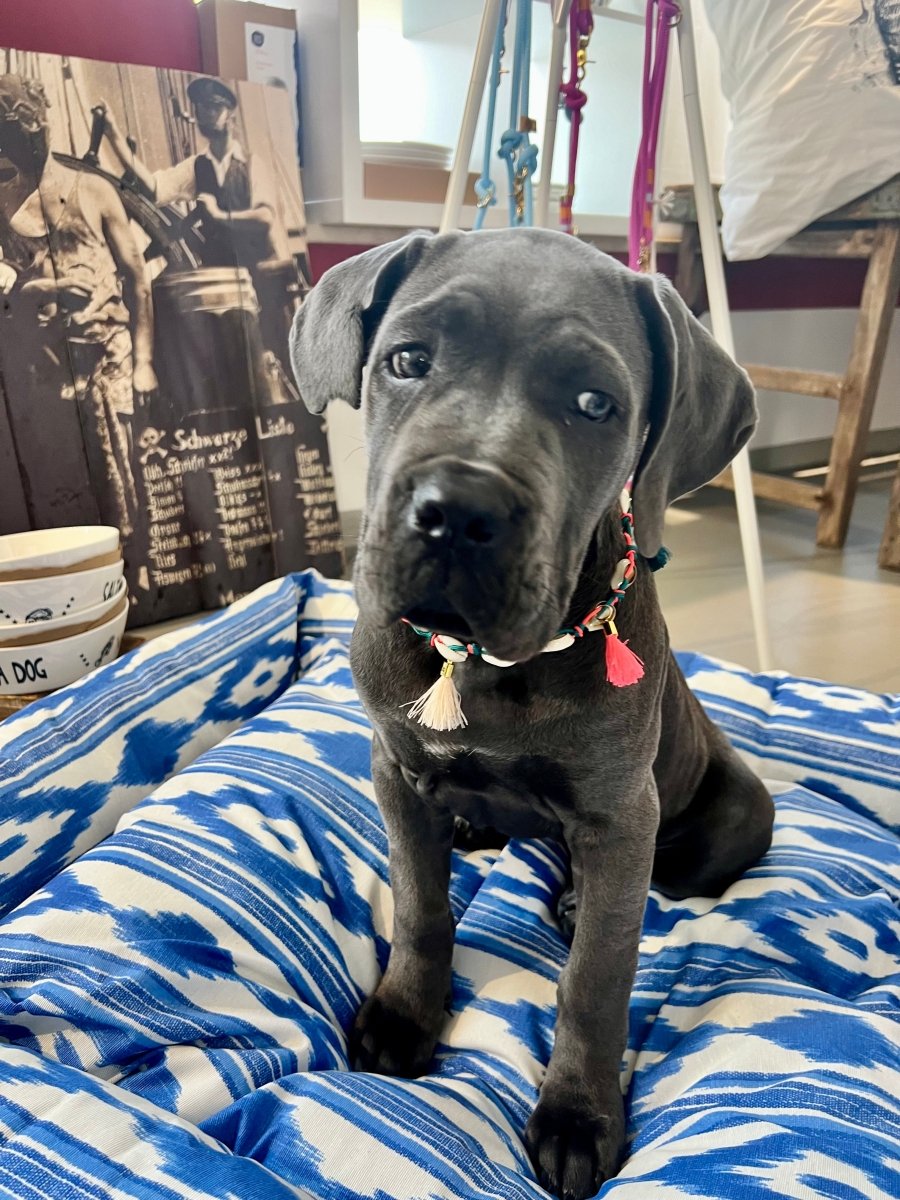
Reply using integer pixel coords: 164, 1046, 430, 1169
1, 572, 897, 1199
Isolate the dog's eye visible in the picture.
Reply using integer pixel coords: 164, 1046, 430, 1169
577, 391, 615, 421
390, 346, 431, 379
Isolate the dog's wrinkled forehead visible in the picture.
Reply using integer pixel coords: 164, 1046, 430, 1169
289, 228, 758, 556
372, 281, 493, 347
368, 234, 649, 393
380, 230, 639, 327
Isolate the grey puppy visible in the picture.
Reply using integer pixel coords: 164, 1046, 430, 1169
290, 228, 774, 1200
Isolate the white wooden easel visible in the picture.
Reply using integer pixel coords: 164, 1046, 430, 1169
440, 0, 772, 670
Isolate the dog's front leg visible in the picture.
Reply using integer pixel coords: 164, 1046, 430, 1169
525, 787, 657, 1200
351, 737, 455, 1078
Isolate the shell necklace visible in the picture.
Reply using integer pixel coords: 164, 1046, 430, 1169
401, 485, 668, 731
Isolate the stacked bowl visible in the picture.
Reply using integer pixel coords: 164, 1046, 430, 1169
0, 527, 129, 696
360, 141, 453, 170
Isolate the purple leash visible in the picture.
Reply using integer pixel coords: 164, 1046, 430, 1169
558, 0, 593, 235
630, 0, 681, 271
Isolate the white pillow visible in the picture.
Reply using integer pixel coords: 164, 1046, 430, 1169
703, 0, 900, 260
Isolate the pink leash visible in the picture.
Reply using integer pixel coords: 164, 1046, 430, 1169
629, 0, 681, 271
558, 0, 593, 235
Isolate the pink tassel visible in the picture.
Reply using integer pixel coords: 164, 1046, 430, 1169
604, 619, 644, 687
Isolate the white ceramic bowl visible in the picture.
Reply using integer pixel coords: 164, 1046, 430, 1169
0, 559, 125, 626
0, 588, 125, 646
360, 141, 453, 168
0, 593, 129, 696
0, 526, 120, 578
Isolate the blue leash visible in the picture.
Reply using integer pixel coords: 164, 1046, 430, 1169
474, 0, 537, 230
500, 0, 537, 226
473, 2, 507, 231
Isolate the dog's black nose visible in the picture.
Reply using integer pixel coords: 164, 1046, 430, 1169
412, 493, 496, 546
408, 461, 519, 550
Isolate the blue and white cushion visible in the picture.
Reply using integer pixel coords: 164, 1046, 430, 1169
1, 572, 897, 1199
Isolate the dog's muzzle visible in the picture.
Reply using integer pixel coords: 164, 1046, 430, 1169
386, 456, 537, 645
406, 458, 525, 554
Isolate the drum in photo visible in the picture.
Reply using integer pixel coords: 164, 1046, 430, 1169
151, 266, 272, 417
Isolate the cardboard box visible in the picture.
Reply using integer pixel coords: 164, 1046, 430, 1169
197, 0, 297, 82
363, 163, 479, 206
197, 0, 300, 159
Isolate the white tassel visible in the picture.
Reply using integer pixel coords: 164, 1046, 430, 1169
405, 661, 468, 730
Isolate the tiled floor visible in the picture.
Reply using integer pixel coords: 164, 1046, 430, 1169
656, 477, 899, 691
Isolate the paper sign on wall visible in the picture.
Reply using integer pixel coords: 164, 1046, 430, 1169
245, 22, 299, 136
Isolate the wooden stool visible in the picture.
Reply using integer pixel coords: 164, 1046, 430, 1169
881, 458, 900, 570
662, 178, 900, 566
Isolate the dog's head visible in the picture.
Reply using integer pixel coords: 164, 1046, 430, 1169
290, 229, 755, 661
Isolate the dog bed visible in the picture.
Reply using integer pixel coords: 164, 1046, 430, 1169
1, 571, 897, 1199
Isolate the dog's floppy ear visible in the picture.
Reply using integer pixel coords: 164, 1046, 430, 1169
632, 273, 757, 555
289, 233, 431, 414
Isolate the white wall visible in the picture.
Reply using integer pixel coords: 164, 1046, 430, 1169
325, 400, 369, 514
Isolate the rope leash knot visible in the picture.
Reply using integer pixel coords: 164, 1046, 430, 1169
558, 0, 594, 234
474, 178, 496, 210
473, 0, 538, 230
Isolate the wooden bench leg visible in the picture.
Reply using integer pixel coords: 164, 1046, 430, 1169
878, 457, 900, 571
817, 222, 900, 549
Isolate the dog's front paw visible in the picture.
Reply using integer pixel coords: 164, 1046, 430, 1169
524, 1088, 625, 1200
350, 990, 440, 1078
452, 816, 508, 851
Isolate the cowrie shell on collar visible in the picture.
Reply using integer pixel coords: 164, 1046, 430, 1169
544, 633, 575, 652
481, 653, 516, 668
610, 558, 631, 592
434, 635, 467, 663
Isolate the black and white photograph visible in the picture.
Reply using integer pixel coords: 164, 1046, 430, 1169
0, 46, 342, 625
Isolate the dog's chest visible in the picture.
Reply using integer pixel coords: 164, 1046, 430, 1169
400, 743, 571, 840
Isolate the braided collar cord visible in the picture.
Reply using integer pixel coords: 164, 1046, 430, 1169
400, 486, 670, 731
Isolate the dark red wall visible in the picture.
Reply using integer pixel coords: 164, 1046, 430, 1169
309, 244, 872, 309
0, 0, 201, 72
